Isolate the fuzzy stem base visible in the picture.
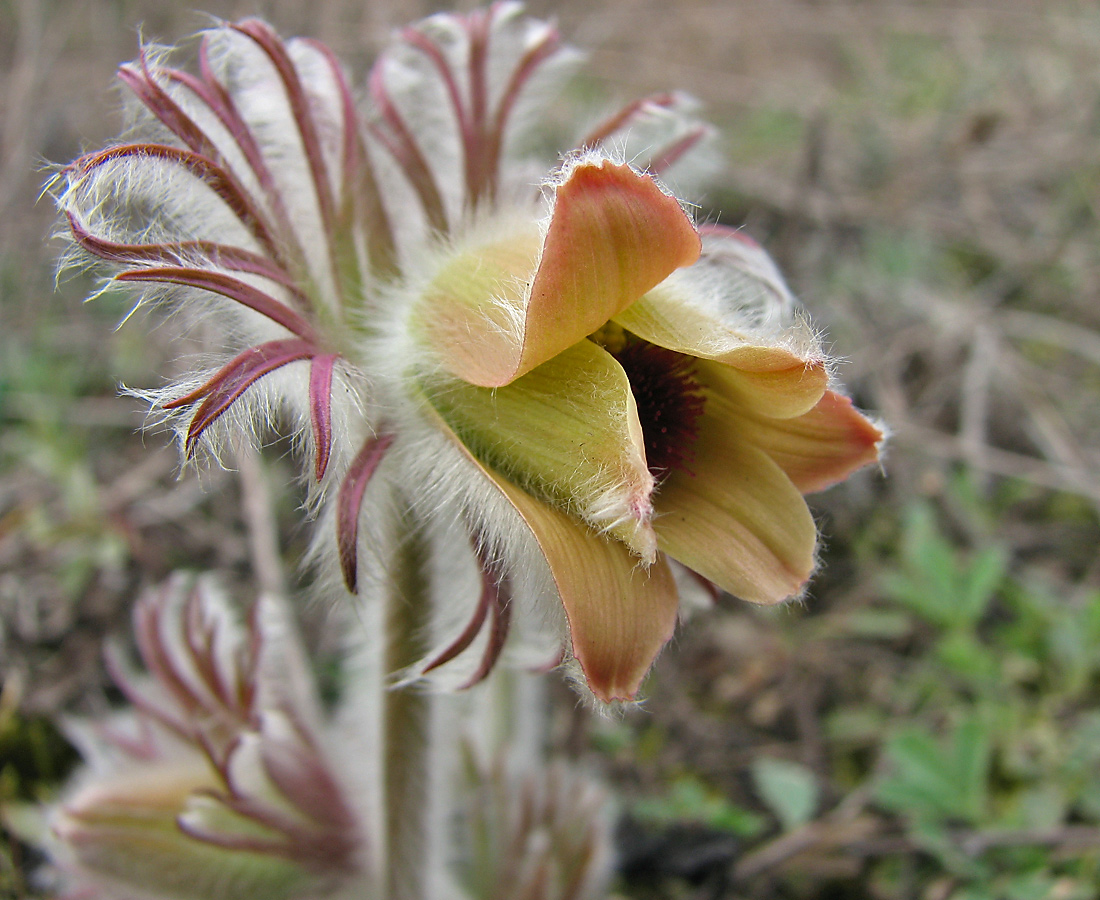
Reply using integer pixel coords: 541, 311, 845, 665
383, 506, 436, 900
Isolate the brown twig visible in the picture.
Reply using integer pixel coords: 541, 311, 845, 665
734, 814, 1100, 883
234, 438, 287, 600
892, 421, 1100, 504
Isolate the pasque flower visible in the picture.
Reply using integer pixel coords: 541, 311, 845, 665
56, 4, 882, 703
17, 576, 365, 900
456, 750, 612, 900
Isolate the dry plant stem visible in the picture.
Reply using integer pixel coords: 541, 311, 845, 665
383, 506, 436, 900
234, 439, 288, 599
896, 421, 1100, 506
960, 323, 995, 493
733, 812, 1100, 883
486, 668, 544, 765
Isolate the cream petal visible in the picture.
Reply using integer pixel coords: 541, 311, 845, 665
653, 405, 818, 605
703, 385, 884, 494
616, 290, 828, 419
421, 339, 658, 561
693, 356, 827, 420
56, 762, 312, 900
418, 159, 700, 388
615, 225, 830, 418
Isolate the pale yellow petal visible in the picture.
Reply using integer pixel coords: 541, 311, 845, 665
55, 763, 311, 900
417, 160, 700, 388
421, 339, 657, 561
414, 226, 543, 388
616, 288, 828, 418
653, 406, 817, 605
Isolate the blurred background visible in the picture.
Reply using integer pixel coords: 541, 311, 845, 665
2, 1, 1100, 897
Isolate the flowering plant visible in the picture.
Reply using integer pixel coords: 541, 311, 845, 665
11, 576, 610, 900
31, 4, 883, 898
57, 3, 880, 704
33, 577, 366, 900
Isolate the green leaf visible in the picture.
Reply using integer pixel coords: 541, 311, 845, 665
935, 631, 998, 686
1001, 871, 1080, 900
1015, 783, 1067, 831
826, 707, 888, 744
950, 718, 992, 822
750, 758, 819, 832
877, 729, 959, 820
881, 503, 1005, 631
958, 546, 1008, 623
909, 819, 990, 880
839, 609, 914, 640
876, 716, 991, 825
632, 775, 766, 838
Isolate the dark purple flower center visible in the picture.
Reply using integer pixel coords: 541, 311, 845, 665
610, 339, 706, 478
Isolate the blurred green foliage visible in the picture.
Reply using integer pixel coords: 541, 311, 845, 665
750, 757, 820, 833
614, 475, 1100, 898
0, 711, 77, 804
632, 774, 766, 839
865, 494, 1100, 896
0, 287, 138, 598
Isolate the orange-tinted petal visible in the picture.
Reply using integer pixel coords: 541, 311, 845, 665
702, 382, 884, 493
426, 407, 680, 702
653, 405, 817, 605
418, 160, 700, 387
495, 477, 679, 703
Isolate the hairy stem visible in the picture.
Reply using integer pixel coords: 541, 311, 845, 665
383, 505, 436, 900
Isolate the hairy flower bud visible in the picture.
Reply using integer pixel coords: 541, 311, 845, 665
53, 762, 316, 900
25, 576, 367, 900
456, 749, 613, 900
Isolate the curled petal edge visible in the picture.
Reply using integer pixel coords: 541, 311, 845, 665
419, 159, 701, 388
